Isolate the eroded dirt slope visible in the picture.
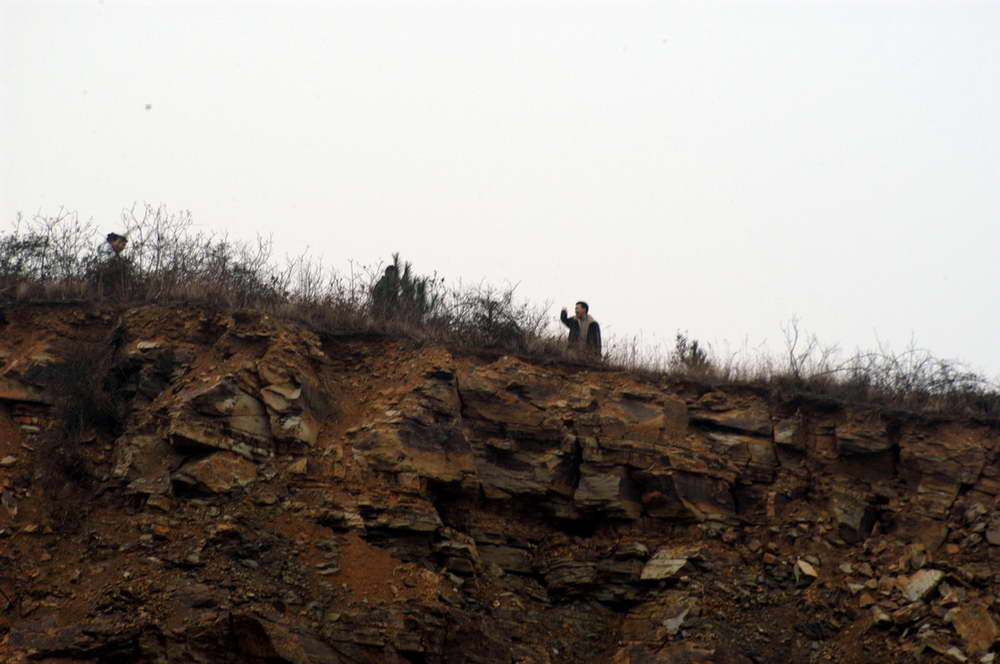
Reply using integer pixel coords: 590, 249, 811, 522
0, 303, 998, 663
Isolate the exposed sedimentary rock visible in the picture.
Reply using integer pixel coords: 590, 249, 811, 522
2, 303, 1000, 664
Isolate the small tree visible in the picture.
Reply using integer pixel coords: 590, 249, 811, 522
672, 332, 711, 374
371, 253, 443, 323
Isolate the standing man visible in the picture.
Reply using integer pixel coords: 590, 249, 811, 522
93, 232, 129, 297
560, 301, 602, 357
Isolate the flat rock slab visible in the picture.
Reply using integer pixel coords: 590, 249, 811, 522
641, 546, 701, 581
796, 559, 819, 579
900, 568, 945, 602
953, 603, 999, 655
173, 451, 258, 493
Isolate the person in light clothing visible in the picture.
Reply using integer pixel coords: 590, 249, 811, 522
560, 301, 601, 357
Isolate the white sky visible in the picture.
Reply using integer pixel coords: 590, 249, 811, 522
3, 0, 999, 377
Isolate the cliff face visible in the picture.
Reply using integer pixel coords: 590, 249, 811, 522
0, 303, 998, 664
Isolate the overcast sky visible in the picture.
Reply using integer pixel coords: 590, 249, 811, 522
3, 0, 998, 377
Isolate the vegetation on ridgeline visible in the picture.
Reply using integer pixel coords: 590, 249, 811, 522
2, 204, 997, 416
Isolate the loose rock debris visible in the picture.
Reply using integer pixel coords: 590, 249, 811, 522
0, 303, 998, 662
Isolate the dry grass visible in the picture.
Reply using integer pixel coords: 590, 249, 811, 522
3, 205, 998, 417
604, 325, 1000, 417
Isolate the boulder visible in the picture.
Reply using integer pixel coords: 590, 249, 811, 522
575, 464, 642, 519
690, 408, 772, 437
172, 451, 258, 493
671, 472, 736, 521
773, 415, 804, 448
260, 383, 302, 413
479, 544, 534, 574
231, 614, 338, 664
349, 384, 475, 486
610, 641, 753, 664
795, 559, 818, 585
900, 425, 986, 517
952, 602, 999, 655
112, 434, 182, 496
359, 497, 443, 534
641, 546, 701, 581
892, 602, 929, 625
170, 376, 274, 458
899, 568, 945, 602
987, 522, 1000, 546
836, 425, 894, 455
544, 559, 597, 594
830, 490, 875, 542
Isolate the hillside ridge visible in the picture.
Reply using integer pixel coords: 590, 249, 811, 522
0, 302, 998, 663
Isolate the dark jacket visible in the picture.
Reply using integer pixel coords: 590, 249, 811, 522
370, 271, 399, 317
560, 310, 602, 356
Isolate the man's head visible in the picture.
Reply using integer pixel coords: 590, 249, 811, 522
574, 301, 589, 318
385, 265, 397, 276
106, 233, 128, 254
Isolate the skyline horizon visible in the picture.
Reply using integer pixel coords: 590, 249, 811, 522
4, 2, 998, 381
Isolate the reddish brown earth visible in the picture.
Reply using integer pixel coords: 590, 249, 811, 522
0, 302, 998, 663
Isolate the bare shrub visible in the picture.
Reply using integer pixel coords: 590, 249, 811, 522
443, 283, 549, 352
603, 317, 998, 416
767, 321, 999, 415
118, 203, 290, 307
3, 206, 998, 417
0, 209, 98, 297
833, 341, 998, 414
778, 317, 841, 387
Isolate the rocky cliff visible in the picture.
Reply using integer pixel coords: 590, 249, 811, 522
0, 303, 998, 663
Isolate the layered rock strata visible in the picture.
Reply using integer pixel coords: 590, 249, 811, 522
0, 303, 997, 663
